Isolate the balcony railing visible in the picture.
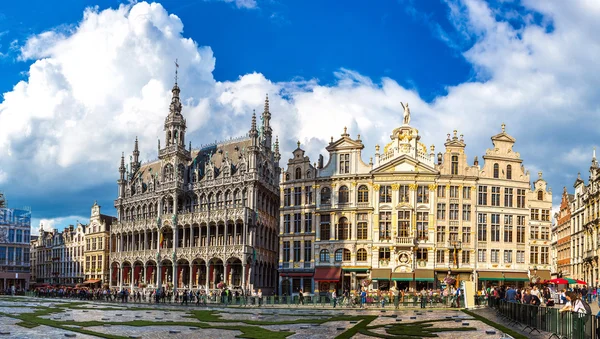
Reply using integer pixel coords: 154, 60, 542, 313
395, 236, 414, 245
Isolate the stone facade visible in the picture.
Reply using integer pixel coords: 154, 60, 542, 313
31, 223, 85, 285
109, 78, 280, 294
279, 112, 552, 295
553, 188, 573, 278
83, 202, 117, 286
0, 205, 31, 290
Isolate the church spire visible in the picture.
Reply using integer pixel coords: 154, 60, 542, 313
262, 93, 272, 148
274, 136, 281, 162
169, 59, 182, 116
132, 137, 140, 173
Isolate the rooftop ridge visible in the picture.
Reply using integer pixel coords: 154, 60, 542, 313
199, 134, 250, 150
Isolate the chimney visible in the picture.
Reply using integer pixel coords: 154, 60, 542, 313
318, 154, 324, 169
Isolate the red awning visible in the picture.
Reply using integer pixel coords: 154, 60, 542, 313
83, 279, 101, 284
279, 273, 314, 277
314, 267, 342, 282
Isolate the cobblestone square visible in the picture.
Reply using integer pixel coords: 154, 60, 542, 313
0, 296, 519, 338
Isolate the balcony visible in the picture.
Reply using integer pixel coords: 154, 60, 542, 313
395, 237, 415, 245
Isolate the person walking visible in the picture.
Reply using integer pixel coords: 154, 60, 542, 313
298, 289, 304, 306
360, 289, 367, 308
181, 289, 188, 305
392, 286, 399, 310
331, 289, 337, 308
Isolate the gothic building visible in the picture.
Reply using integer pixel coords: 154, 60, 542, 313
110, 77, 280, 294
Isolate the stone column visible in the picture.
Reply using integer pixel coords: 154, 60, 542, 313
206, 263, 211, 289
190, 226, 195, 247
224, 262, 229, 285
189, 263, 193, 288
157, 261, 162, 289
118, 263, 123, 290
242, 263, 247, 290
172, 262, 178, 294
182, 225, 187, 248
144, 230, 148, 251
143, 263, 147, 284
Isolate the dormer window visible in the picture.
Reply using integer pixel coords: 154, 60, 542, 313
493, 163, 499, 178
451, 155, 458, 175
538, 190, 544, 201
295, 167, 302, 180
506, 165, 512, 180
339, 154, 350, 174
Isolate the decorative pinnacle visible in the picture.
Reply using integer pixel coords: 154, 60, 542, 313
134, 136, 139, 152
251, 110, 257, 130
501, 123, 506, 133
343, 126, 347, 135
538, 171, 543, 179
297, 140, 301, 148
174, 58, 179, 85
330, 136, 333, 143
357, 134, 361, 140
453, 130, 457, 139
594, 146, 597, 160
264, 94, 269, 113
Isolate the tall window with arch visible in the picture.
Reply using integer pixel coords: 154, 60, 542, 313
357, 248, 367, 261
357, 185, 369, 203
538, 190, 544, 200
319, 249, 330, 262
338, 185, 349, 204
451, 155, 459, 175
338, 217, 349, 240
506, 165, 512, 180
493, 163, 499, 178
320, 187, 331, 205
295, 167, 302, 180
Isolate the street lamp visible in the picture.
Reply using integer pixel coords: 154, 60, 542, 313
449, 239, 462, 269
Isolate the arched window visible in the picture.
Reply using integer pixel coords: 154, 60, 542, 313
319, 249, 330, 262
338, 185, 349, 204
338, 217, 349, 240
233, 189, 241, 206
320, 187, 331, 204
357, 185, 369, 203
335, 249, 343, 262
177, 164, 185, 180
285, 173, 290, 181
451, 155, 459, 175
208, 193, 215, 210
225, 190, 232, 207
306, 170, 312, 179
506, 165, 512, 180
538, 190, 544, 200
295, 167, 302, 180
493, 163, 499, 178
216, 192, 223, 208
357, 248, 367, 261
163, 164, 174, 181
343, 249, 351, 261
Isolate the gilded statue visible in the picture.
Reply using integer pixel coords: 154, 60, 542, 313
400, 101, 411, 125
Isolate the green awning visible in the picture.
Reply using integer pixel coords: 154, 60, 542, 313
504, 272, 529, 282
415, 269, 434, 282
478, 271, 504, 281
391, 272, 413, 281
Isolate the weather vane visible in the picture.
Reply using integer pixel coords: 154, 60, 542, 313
175, 58, 179, 84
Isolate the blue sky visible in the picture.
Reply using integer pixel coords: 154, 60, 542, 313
1, 0, 599, 233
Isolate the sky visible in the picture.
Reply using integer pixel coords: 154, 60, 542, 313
0, 0, 599, 234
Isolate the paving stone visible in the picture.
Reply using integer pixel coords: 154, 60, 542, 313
485, 330, 497, 335
350, 321, 358, 324
169, 330, 181, 334
337, 327, 345, 330
64, 334, 76, 338
410, 316, 416, 319
396, 319, 402, 321
189, 328, 198, 330
462, 323, 470, 326
135, 315, 142, 318
455, 319, 462, 322
155, 317, 163, 320
101, 318, 109, 321
115, 314, 122, 316
300, 326, 309, 329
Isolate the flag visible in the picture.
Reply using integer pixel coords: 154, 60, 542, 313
159, 232, 164, 249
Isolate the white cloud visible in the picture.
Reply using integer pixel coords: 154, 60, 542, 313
214, 0, 257, 9
31, 215, 87, 236
1, 0, 600, 219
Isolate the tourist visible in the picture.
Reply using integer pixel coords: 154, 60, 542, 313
257, 289, 263, 307
360, 289, 367, 308
331, 289, 337, 308
181, 289, 188, 305
505, 286, 517, 303
420, 288, 427, 309
392, 286, 399, 310
298, 289, 304, 305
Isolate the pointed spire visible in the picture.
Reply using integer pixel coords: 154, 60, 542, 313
134, 136, 139, 153
594, 147, 597, 160
249, 109, 258, 138
169, 59, 182, 116
274, 136, 281, 162
120, 152, 125, 170
264, 93, 269, 113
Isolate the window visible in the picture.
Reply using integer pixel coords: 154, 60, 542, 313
319, 249, 330, 262
293, 241, 301, 261
357, 185, 369, 203
305, 186, 313, 205
320, 187, 331, 204
493, 163, 499, 178
491, 214, 500, 242
450, 186, 459, 198
437, 203, 446, 220
504, 250, 513, 263
436, 250, 445, 263
517, 216, 525, 243
304, 241, 312, 262
491, 249, 499, 263
320, 215, 331, 240
541, 226, 549, 240
416, 212, 429, 240
462, 204, 471, 221
379, 247, 391, 262
451, 155, 459, 175
294, 213, 302, 233
343, 249, 351, 261
295, 167, 301, 180
541, 247, 549, 264
339, 153, 349, 174
530, 225, 539, 240
294, 188, 302, 205
530, 246, 539, 264
491, 187, 500, 206
437, 225, 445, 242
338, 217, 349, 240
531, 209, 539, 221
417, 185, 429, 203
305, 213, 313, 233
517, 250, 525, 263
416, 248, 428, 261
379, 212, 391, 240
357, 248, 367, 261
283, 214, 291, 233
16, 230, 22, 243
398, 211, 410, 237
399, 185, 409, 203
538, 190, 544, 201
477, 213, 487, 241
379, 185, 392, 203
284, 188, 291, 206
437, 185, 446, 198
462, 251, 470, 264
463, 186, 471, 200
8, 229, 14, 242
478, 249, 486, 262
449, 203, 459, 220
357, 213, 368, 240
478, 186, 488, 205
449, 225, 458, 242
504, 215, 513, 242
335, 249, 343, 262
517, 189, 525, 208
283, 241, 290, 261
541, 209, 550, 221
506, 165, 512, 179
338, 186, 349, 204
504, 188, 513, 207
462, 226, 471, 243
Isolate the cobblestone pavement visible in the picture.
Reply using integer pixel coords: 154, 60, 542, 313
0, 296, 517, 338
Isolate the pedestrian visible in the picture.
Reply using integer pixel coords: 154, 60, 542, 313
332, 289, 337, 308
360, 289, 367, 308
298, 289, 304, 306
181, 289, 188, 305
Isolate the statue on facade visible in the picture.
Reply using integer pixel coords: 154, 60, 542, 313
400, 102, 410, 125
